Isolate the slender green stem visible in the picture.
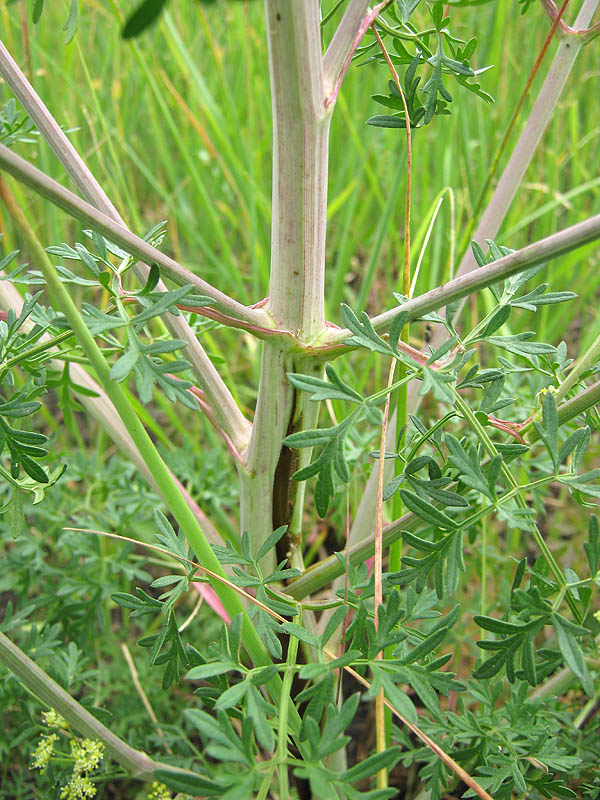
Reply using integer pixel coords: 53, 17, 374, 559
384, 36, 412, 753
0, 330, 75, 376
388, 367, 408, 676
454, 393, 557, 570
277, 633, 299, 800
369, 372, 416, 403
370, 25, 412, 586
373, 17, 434, 53
288, 383, 322, 571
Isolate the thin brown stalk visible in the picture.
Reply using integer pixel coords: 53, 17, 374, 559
341, 662, 494, 800
374, 358, 396, 789
64, 527, 278, 619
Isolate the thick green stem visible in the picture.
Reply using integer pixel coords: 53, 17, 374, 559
241, 1, 331, 564
548, 380, 600, 430
0, 176, 276, 689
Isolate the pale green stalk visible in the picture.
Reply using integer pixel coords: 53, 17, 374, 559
240, 1, 331, 568
0, 630, 198, 784
322, 0, 370, 93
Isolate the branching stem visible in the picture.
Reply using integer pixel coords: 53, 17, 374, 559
0, 41, 251, 451
315, 212, 600, 352
0, 143, 267, 332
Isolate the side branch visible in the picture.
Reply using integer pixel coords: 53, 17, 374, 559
323, 0, 370, 92
541, 0, 600, 36
0, 40, 251, 452
323, 0, 392, 106
316, 213, 600, 352
0, 144, 269, 333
